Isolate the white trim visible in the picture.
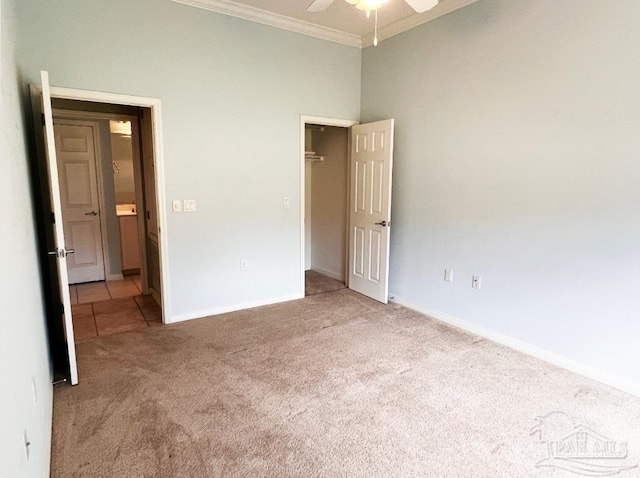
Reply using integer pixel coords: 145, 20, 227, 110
50, 87, 161, 109
168, 293, 304, 324
171, 0, 361, 48
106, 273, 124, 282
391, 295, 640, 398
310, 266, 343, 282
361, 0, 481, 47
170, 0, 481, 49
48, 86, 171, 325
300, 115, 358, 298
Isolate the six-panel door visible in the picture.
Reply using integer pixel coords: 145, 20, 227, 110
348, 119, 394, 303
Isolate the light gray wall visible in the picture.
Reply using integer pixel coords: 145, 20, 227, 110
362, 0, 640, 384
310, 126, 348, 280
15, 0, 361, 318
99, 120, 122, 276
0, 0, 53, 475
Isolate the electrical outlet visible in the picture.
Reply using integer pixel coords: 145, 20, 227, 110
172, 200, 182, 213
472, 276, 481, 290
240, 260, 248, 271
444, 269, 453, 283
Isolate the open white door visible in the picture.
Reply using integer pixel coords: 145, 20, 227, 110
39, 71, 79, 385
348, 119, 394, 303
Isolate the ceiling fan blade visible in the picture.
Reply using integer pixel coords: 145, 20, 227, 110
307, 0, 335, 12
404, 0, 439, 13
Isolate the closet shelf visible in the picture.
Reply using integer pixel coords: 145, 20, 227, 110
305, 150, 324, 162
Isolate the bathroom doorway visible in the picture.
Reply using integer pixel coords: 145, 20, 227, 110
51, 100, 163, 339
31, 75, 168, 384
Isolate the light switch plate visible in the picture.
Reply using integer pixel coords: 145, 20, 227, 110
283, 197, 291, 209
444, 269, 453, 283
183, 200, 196, 212
172, 200, 182, 213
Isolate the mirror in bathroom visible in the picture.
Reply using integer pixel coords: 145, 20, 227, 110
111, 120, 136, 208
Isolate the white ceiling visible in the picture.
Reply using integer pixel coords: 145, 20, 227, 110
171, 0, 481, 48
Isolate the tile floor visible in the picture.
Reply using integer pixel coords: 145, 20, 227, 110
69, 276, 162, 341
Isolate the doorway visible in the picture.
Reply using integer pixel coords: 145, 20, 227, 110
301, 116, 357, 297
51, 100, 163, 340
31, 74, 169, 384
300, 115, 395, 304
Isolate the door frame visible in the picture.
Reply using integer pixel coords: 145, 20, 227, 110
46, 86, 170, 323
299, 115, 358, 297
52, 118, 114, 282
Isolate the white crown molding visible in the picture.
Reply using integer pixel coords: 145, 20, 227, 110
171, 0, 482, 49
361, 0, 481, 47
171, 0, 362, 48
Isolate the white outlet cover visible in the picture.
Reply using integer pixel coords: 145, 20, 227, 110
183, 200, 196, 212
472, 276, 481, 289
444, 269, 453, 282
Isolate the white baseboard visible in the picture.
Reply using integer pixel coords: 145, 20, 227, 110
106, 273, 124, 281
167, 293, 304, 324
310, 266, 344, 282
390, 295, 640, 398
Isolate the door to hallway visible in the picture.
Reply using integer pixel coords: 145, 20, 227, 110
55, 122, 106, 284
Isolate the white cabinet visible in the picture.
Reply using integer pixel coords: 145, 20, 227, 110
118, 215, 140, 271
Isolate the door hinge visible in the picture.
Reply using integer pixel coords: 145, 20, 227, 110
59, 303, 65, 315
51, 212, 56, 224
41, 113, 46, 126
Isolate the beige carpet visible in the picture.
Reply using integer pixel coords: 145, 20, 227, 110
305, 270, 346, 296
52, 289, 640, 477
